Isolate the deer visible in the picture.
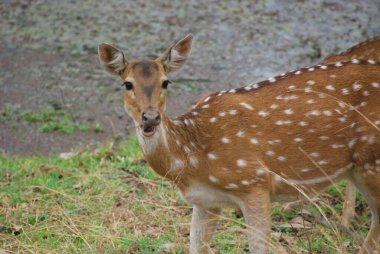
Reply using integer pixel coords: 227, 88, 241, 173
98, 34, 380, 254
320, 36, 380, 229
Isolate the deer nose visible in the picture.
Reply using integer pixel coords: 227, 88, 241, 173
142, 110, 161, 126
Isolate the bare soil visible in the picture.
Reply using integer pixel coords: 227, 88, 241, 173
1, 0, 379, 155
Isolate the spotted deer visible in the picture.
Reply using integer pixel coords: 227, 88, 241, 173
320, 36, 380, 229
98, 34, 380, 254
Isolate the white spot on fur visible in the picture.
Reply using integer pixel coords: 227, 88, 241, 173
229, 109, 238, 115
368, 59, 376, 64
189, 156, 198, 167
331, 144, 345, 149
208, 153, 217, 160
276, 120, 292, 125
237, 159, 247, 167
221, 137, 231, 143
209, 175, 218, 183
284, 109, 294, 115
299, 121, 308, 126
258, 111, 269, 117
240, 102, 254, 110
341, 88, 350, 95
184, 146, 191, 153
304, 87, 312, 93
270, 104, 279, 109
250, 138, 259, 144
236, 131, 245, 137
306, 110, 320, 116
310, 152, 320, 158
225, 183, 239, 189
256, 168, 266, 176
172, 159, 184, 171
352, 82, 362, 91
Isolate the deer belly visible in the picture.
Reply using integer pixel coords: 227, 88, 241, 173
179, 183, 239, 209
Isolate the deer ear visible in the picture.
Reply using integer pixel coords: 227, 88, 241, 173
157, 34, 193, 73
98, 43, 127, 76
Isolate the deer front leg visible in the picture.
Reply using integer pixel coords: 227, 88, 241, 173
239, 188, 271, 254
190, 206, 220, 254
341, 180, 356, 229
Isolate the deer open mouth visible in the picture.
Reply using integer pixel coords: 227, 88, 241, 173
141, 125, 156, 137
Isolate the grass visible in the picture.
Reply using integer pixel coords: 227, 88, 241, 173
0, 136, 371, 253
0, 105, 103, 134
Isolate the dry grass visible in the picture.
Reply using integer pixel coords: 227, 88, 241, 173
0, 136, 371, 253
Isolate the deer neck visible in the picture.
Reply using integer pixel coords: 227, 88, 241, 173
135, 113, 199, 185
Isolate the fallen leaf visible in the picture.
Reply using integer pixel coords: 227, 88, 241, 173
12, 224, 22, 235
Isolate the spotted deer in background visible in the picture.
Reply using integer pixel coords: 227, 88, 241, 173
319, 36, 380, 229
99, 34, 380, 254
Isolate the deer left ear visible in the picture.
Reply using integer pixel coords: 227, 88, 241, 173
157, 34, 193, 73
98, 43, 127, 76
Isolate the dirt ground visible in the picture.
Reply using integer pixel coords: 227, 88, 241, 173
1, 0, 379, 156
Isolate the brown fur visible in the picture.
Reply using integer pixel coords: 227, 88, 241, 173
321, 36, 380, 228
99, 35, 380, 254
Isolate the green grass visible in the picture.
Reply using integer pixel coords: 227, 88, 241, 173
0, 105, 103, 134
0, 136, 371, 253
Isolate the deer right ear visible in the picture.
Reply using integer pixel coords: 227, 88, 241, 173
157, 34, 193, 73
98, 43, 127, 76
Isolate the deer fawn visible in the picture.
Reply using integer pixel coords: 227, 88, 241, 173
320, 36, 380, 229
99, 34, 380, 253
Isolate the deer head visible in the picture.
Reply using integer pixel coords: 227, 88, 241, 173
98, 34, 193, 137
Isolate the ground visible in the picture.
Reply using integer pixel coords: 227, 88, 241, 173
0, 137, 372, 253
1, 0, 379, 155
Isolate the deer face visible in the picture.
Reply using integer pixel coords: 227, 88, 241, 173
98, 34, 193, 137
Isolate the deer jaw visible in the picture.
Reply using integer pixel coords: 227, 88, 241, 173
135, 118, 169, 156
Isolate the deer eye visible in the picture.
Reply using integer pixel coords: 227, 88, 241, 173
162, 80, 171, 89
123, 81, 133, 90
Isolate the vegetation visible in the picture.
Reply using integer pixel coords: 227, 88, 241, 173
0, 105, 103, 134
0, 136, 371, 253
